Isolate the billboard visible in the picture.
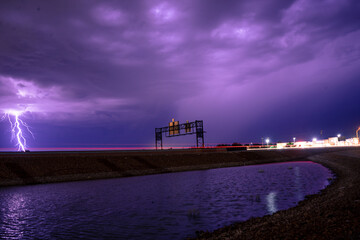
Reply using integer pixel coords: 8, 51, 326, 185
169, 118, 180, 135
156, 119, 204, 149
169, 120, 174, 136
185, 120, 191, 133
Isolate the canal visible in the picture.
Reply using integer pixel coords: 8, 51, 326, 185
0, 161, 333, 239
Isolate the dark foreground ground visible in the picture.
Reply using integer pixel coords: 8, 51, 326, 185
0, 147, 359, 239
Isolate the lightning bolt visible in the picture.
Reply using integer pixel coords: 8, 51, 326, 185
2, 110, 34, 152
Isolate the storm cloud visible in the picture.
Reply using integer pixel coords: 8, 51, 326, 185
0, 0, 359, 149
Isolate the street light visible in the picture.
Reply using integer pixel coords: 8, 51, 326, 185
265, 138, 270, 147
337, 134, 341, 138
293, 137, 296, 143
312, 138, 317, 142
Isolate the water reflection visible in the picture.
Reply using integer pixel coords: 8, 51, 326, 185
294, 166, 304, 201
1, 192, 27, 239
0, 161, 333, 239
266, 191, 278, 214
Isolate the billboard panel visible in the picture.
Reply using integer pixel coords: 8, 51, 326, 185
174, 121, 179, 135
185, 120, 191, 133
169, 121, 174, 136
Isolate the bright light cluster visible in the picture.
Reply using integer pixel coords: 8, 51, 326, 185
2, 110, 34, 152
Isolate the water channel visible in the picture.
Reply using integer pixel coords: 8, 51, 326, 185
0, 161, 333, 239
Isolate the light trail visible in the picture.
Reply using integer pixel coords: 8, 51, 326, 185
2, 110, 34, 152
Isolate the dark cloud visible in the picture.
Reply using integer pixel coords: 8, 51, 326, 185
0, 0, 359, 149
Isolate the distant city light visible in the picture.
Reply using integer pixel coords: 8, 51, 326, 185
276, 133, 359, 150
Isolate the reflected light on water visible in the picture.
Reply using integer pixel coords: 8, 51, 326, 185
294, 166, 304, 201
1, 193, 28, 239
266, 191, 278, 214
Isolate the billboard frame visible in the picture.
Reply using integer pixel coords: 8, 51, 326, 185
155, 120, 205, 150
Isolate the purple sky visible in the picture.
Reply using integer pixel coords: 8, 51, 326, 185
0, 0, 360, 149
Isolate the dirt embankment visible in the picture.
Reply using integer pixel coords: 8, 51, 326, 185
0, 147, 351, 187
193, 147, 360, 240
